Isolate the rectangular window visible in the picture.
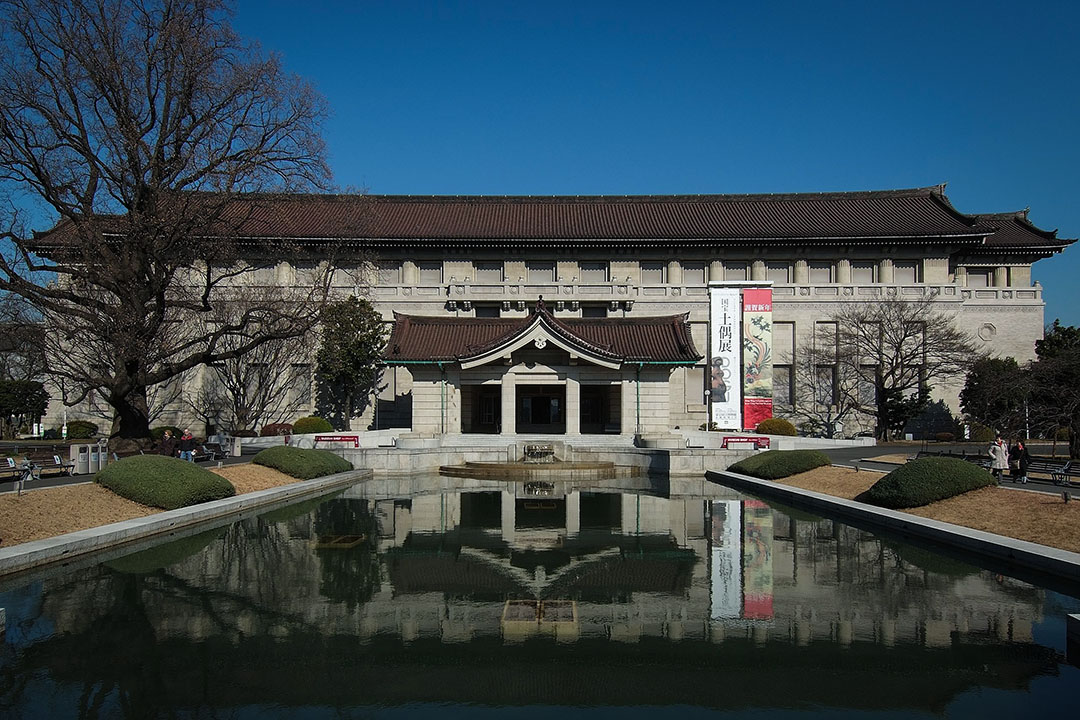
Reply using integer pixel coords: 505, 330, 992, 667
851, 261, 877, 284
418, 261, 442, 284
249, 264, 276, 285
377, 261, 401, 285
767, 262, 791, 283
640, 261, 665, 284
966, 268, 990, 288
474, 261, 504, 283
475, 305, 501, 318
815, 365, 837, 406
291, 364, 312, 405
815, 321, 838, 361
724, 262, 748, 281
773, 365, 792, 407
893, 261, 919, 284
582, 305, 608, 318
527, 261, 555, 283
579, 261, 609, 282
682, 262, 706, 284
684, 367, 705, 405
859, 366, 878, 407
808, 262, 834, 283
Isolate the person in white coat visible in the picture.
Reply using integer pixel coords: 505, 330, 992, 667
989, 435, 1009, 485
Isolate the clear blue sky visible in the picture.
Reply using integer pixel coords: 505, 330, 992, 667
246, 1, 1074, 325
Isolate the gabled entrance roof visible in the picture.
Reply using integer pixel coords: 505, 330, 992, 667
384, 298, 701, 368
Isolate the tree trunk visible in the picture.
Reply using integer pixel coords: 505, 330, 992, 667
110, 385, 152, 444
1071, 417, 1080, 460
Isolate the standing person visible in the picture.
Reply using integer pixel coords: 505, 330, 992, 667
178, 429, 196, 462
1011, 439, 1031, 484
989, 434, 1009, 485
158, 429, 177, 458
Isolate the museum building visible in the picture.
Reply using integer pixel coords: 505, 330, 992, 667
34, 185, 1076, 437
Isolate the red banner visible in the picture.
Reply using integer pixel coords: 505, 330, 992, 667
741, 288, 773, 430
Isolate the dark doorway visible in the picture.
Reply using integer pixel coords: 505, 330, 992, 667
581, 384, 621, 434
516, 384, 566, 434
462, 385, 501, 433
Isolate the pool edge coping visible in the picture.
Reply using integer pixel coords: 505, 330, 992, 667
707, 469, 1080, 581
0, 468, 372, 578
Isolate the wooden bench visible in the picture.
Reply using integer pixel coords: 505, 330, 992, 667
203, 442, 228, 459
24, 451, 75, 476
1, 457, 22, 482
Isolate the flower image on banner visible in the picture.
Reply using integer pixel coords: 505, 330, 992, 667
742, 288, 773, 430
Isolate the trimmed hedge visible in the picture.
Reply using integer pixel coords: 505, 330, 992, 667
728, 449, 831, 479
252, 445, 352, 479
755, 418, 798, 436
96, 455, 236, 510
293, 416, 333, 434
63, 420, 98, 439
261, 422, 294, 437
106, 526, 226, 574
864, 457, 995, 509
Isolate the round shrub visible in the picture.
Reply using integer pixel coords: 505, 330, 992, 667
96, 455, 236, 510
232, 429, 258, 438
63, 420, 98, 439
728, 449, 831, 479
755, 418, 798, 436
261, 422, 294, 437
968, 422, 995, 443
252, 445, 352, 479
864, 457, 995, 509
293, 416, 333, 434
150, 425, 182, 442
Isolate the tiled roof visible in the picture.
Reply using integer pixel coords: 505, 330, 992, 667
384, 301, 701, 365
217, 186, 988, 243
30, 186, 1075, 253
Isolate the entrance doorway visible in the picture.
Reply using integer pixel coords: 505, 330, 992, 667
580, 384, 621, 434
461, 385, 501, 433
516, 385, 566, 434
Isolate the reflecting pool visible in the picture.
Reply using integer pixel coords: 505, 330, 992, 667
1, 474, 1078, 718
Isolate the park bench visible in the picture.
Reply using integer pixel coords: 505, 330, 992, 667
24, 450, 75, 476
1026, 457, 1079, 486
2, 457, 22, 482
192, 444, 219, 462
203, 441, 228, 459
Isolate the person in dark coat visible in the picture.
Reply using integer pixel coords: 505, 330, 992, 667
178, 429, 197, 462
158, 429, 177, 457
1010, 439, 1031, 484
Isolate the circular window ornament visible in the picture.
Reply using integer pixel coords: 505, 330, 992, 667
978, 323, 997, 341
534, 337, 548, 349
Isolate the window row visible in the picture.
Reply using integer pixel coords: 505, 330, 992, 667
374, 259, 926, 285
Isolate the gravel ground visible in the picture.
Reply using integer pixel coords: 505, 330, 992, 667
0, 463, 297, 548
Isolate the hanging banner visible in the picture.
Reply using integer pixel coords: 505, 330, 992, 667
709, 287, 742, 429
741, 287, 773, 430
742, 499, 774, 620
709, 500, 742, 620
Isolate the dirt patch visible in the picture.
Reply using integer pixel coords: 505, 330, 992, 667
0, 462, 299, 548
863, 453, 912, 465
774, 467, 1080, 554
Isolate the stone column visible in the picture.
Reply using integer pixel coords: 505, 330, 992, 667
837, 259, 851, 284
708, 260, 723, 283
955, 265, 968, 286
402, 260, 418, 285
879, 258, 894, 284
668, 260, 683, 285
751, 260, 766, 282
993, 266, 1009, 288
501, 370, 516, 435
793, 260, 809, 284
565, 375, 580, 435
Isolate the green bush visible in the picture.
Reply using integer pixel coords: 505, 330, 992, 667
232, 429, 258, 438
935, 432, 955, 442
864, 457, 995, 509
1054, 427, 1071, 441
261, 422, 294, 437
96, 455, 236, 510
728, 449, 831, 479
968, 422, 995, 443
755, 418, 798, 436
150, 425, 182, 442
252, 445, 352, 479
63, 420, 98, 439
293, 416, 333, 434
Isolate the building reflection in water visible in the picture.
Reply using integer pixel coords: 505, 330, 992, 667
1, 473, 1071, 715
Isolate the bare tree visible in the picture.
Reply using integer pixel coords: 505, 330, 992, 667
780, 342, 865, 438
0, 0, 337, 445
829, 294, 978, 441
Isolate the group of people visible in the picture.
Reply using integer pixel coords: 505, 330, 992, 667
157, 429, 199, 462
988, 434, 1031, 485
